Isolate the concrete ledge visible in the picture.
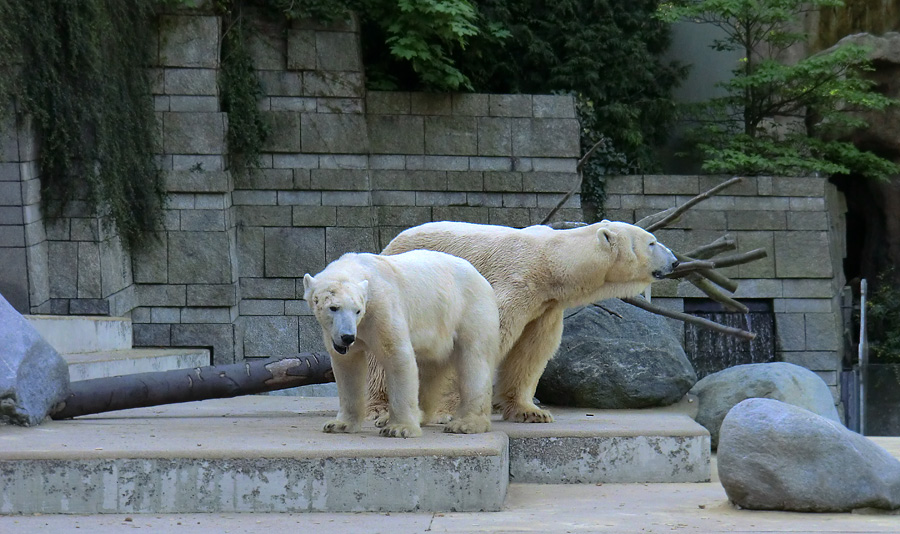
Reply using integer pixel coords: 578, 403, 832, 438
0, 397, 509, 514
26, 315, 132, 354
63, 348, 211, 381
497, 407, 711, 484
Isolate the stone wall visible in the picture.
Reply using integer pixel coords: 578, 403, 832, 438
606, 175, 847, 402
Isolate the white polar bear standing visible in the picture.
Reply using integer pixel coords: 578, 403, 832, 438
303, 250, 501, 438
371, 220, 679, 424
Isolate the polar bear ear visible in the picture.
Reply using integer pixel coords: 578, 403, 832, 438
597, 227, 617, 249
302, 274, 316, 301
358, 280, 369, 299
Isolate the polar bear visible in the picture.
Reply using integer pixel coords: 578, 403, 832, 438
370, 220, 679, 424
303, 250, 500, 438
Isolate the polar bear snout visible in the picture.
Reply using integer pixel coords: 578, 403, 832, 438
651, 243, 679, 279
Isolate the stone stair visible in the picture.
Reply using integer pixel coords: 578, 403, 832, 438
25, 315, 210, 380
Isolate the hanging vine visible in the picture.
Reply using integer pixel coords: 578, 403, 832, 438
0, 0, 165, 249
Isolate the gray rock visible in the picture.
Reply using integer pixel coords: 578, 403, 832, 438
718, 398, 900, 512
0, 292, 70, 426
690, 361, 839, 448
536, 300, 697, 409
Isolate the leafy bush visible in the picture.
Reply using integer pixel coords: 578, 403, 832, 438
658, 0, 900, 181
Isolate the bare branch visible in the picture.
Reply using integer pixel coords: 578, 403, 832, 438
622, 297, 756, 341
644, 177, 744, 232
685, 235, 737, 259
672, 252, 739, 293
539, 139, 607, 225
670, 259, 716, 275
709, 248, 768, 268
689, 275, 750, 313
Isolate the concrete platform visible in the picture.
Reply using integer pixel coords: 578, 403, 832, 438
25, 315, 132, 354
63, 348, 211, 381
0, 397, 509, 514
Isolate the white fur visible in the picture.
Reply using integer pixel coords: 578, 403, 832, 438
374, 220, 678, 423
304, 251, 501, 438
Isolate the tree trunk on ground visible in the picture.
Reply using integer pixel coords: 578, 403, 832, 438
50, 352, 333, 420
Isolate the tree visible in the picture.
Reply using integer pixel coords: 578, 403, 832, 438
658, 0, 900, 181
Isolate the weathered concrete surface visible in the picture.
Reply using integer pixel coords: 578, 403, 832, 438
0, 397, 508, 514
64, 347, 210, 381
25, 315, 132, 354
496, 399, 710, 484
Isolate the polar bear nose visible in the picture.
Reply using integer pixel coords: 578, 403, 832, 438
340, 334, 356, 345
672, 260, 680, 269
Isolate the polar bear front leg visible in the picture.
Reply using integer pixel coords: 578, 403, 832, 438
323, 351, 366, 433
495, 307, 564, 423
379, 345, 423, 438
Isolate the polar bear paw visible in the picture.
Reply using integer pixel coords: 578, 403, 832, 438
379, 423, 422, 438
323, 419, 361, 433
503, 403, 554, 423
444, 415, 491, 434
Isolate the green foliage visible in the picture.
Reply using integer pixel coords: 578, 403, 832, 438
659, 0, 900, 181
0, 0, 164, 249
868, 270, 900, 364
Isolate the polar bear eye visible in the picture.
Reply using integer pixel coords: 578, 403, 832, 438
329, 306, 339, 312
649, 242, 656, 247
355, 309, 361, 315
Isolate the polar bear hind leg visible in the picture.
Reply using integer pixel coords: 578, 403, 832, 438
494, 307, 564, 423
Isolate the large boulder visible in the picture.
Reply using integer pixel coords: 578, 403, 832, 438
690, 362, 839, 448
536, 299, 697, 409
718, 398, 900, 512
0, 293, 70, 425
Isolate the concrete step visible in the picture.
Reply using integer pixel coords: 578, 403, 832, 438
25, 315, 132, 354
63, 348, 211, 381
0, 397, 710, 514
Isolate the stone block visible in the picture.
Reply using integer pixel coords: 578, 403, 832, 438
484, 172, 523, 192
26, 241, 49, 307
367, 115, 424, 154
606, 175, 643, 195
698, 175, 759, 196
151, 307, 181, 324
736, 231, 776, 279
316, 31, 361, 71
775, 232, 833, 278
187, 284, 237, 307
241, 278, 295, 299
425, 117, 477, 155
287, 29, 316, 70
133, 323, 171, 347
372, 191, 415, 206
181, 307, 233, 324
246, 17, 286, 70
277, 191, 321, 205
533, 94, 576, 118
293, 206, 337, 227
165, 170, 230, 193
302, 113, 367, 153
732, 196, 790, 211
416, 192, 467, 206
310, 169, 369, 191
376, 206, 432, 228
76, 242, 101, 299
264, 227, 326, 277
369, 155, 405, 170
172, 323, 236, 365
48, 242, 78, 299
241, 299, 284, 316
163, 112, 226, 155
0, 225, 24, 247
789, 197, 825, 211
180, 210, 226, 231
477, 117, 512, 156
489, 208, 530, 227
772, 176, 825, 197
270, 97, 317, 112
489, 95, 533, 117
448, 171, 483, 191
805, 313, 840, 351
325, 227, 376, 262
536, 193, 579, 209
418, 156, 469, 171
232, 191, 277, 206
335, 207, 375, 227
237, 226, 264, 277
780, 351, 840, 372
257, 71, 303, 96
531, 158, 576, 173
787, 212, 828, 230
234, 169, 293, 190
451, 93, 489, 116
285, 299, 312, 316
644, 175, 699, 195
21, 179, 40, 205
303, 72, 364, 98
372, 170, 446, 191
273, 153, 319, 169
317, 98, 363, 113
469, 156, 513, 172
68, 298, 109, 315
236, 206, 292, 227
0, 207, 23, 226
732, 279, 783, 298
501, 193, 536, 208
366, 91, 410, 114
512, 118, 579, 158
776, 313, 806, 351
173, 155, 225, 172
164, 68, 217, 96
262, 112, 302, 153
138, 284, 187, 307
432, 206, 490, 224
727, 210, 786, 230
319, 154, 367, 169
407, 93, 450, 115
466, 193, 502, 207
0, 182, 22, 206
774, 298, 834, 313
168, 232, 233, 284
242, 316, 299, 357
159, 15, 220, 68
0, 163, 20, 182
321, 191, 370, 206
523, 172, 578, 193
99, 237, 132, 297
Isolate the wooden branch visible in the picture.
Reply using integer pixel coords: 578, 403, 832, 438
51, 352, 333, 420
547, 221, 588, 230
644, 177, 744, 232
709, 248, 768, 268
622, 297, 756, 341
685, 235, 737, 259
538, 138, 606, 225
689, 275, 750, 313
672, 252, 739, 292
670, 259, 716, 275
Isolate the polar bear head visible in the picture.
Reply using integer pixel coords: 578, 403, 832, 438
597, 220, 678, 283
302, 274, 369, 355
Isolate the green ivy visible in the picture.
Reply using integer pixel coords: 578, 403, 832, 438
0, 0, 164, 249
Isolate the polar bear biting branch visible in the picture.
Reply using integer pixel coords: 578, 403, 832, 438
303, 250, 501, 438
371, 220, 679, 424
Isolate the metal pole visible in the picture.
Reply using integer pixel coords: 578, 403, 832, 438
859, 278, 868, 435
